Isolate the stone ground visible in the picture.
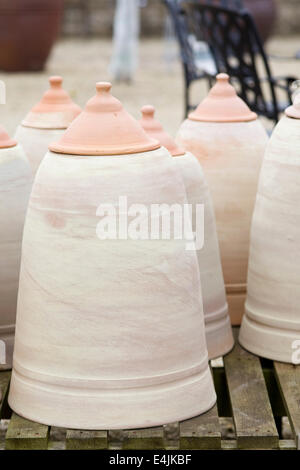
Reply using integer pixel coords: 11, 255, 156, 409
1, 36, 300, 139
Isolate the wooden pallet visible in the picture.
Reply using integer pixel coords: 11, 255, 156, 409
1, 328, 300, 450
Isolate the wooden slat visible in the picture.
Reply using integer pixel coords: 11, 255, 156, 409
221, 440, 237, 450
224, 332, 279, 449
122, 427, 164, 450
180, 405, 221, 449
279, 439, 297, 450
274, 361, 300, 450
5, 413, 49, 450
0, 371, 11, 418
66, 430, 107, 449
108, 430, 125, 449
163, 422, 179, 449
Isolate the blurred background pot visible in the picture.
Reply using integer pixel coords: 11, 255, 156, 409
139, 105, 234, 359
199, 0, 277, 43
244, 0, 277, 43
15, 76, 81, 177
239, 93, 300, 363
0, 0, 64, 72
0, 127, 32, 370
8, 83, 216, 429
176, 73, 268, 325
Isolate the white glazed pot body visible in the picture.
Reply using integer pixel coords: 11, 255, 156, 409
0, 144, 32, 369
9, 147, 216, 429
15, 125, 65, 177
174, 152, 233, 358
177, 120, 268, 324
240, 116, 300, 362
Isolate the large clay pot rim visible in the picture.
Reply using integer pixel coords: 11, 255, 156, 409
0, 125, 17, 149
49, 143, 162, 156
188, 73, 257, 123
49, 82, 160, 156
22, 76, 81, 129
226, 283, 247, 294
139, 105, 185, 157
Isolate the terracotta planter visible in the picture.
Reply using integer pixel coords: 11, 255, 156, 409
139, 105, 234, 359
244, 0, 277, 43
199, 0, 277, 43
176, 74, 268, 325
239, 94, 300, 363
0, 127, 32, 370
0, 0, 63, 72
8, 83, 216, 429
15, 76, 81, 177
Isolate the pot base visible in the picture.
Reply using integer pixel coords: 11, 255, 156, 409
239, 313, 300, 364
8, 364, 216, 429
0, 326, 14, 371
205, 308, 234, 359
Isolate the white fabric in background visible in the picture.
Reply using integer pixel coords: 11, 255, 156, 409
109, 0, 140, 82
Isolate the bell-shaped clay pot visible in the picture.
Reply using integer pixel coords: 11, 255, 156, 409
0, 127, 32, 370
239, 93, 300, 363
139, 105, 234, 359
15, 76, 81, 176
9, 83, 216, 429
176, 73, 268, 325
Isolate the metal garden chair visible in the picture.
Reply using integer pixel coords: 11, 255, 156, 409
164, 0, 297, 124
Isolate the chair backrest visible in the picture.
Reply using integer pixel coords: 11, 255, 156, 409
163, 0, 200, 83
180, 1, 279, 121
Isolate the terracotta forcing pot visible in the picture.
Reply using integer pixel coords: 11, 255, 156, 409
8, 82, 216, 429
15, 76, 81, 177
176, 73, 268, 325
198, 0, 277, 43
139, 105, 234, 359
0, 127, 32, 370
244, 0, 277, 43
239, 93, 300, 363
0, 0, 64, 72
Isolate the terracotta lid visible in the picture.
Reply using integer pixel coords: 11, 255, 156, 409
50, 82, 160, 156
0, 125, 17, 149
22, 76, 81, 129
188, 73, 257, 123
139, 105, 185, 157
285, 85, 300, 119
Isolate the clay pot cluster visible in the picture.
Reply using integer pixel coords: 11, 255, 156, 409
1, 71, 298, 430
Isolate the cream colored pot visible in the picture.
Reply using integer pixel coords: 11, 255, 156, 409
176, 74, 268, 325
14, 126, 65, 176
0, 130, 32, 370
15, 76, 81, 177
139, 105, 233, 359
239, 96, 300, 363
8, 83, 216, 429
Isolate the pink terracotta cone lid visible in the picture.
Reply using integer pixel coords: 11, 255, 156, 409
285, 88, 300, 119
22, 76, 82, 129
139, 105, 185, 156
0, 125, 17, 149
188, 73, 257, 123
50, 82, 160, 156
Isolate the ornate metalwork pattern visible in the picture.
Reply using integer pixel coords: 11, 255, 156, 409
165, 0, 296, 123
